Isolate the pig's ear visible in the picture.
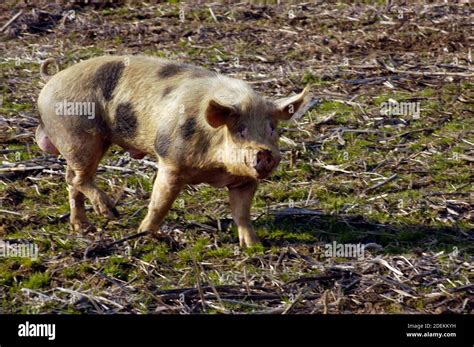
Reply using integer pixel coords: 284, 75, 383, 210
273, 87, 312, 121
205, 99, 236, 128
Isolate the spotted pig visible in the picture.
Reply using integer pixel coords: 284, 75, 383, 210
36, 56, 312, 247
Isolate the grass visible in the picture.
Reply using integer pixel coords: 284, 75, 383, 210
22, 272, 51, 289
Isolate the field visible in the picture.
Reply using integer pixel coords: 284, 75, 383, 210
0, 1, 472, 314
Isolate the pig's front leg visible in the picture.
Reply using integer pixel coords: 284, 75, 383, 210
228, 180, 260, 248
138, 165, 183, 234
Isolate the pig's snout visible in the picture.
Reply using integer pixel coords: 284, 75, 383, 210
254, 149, 280, 179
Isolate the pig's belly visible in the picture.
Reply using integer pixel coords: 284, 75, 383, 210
127, 148, 147, 159
114, 136, 152, 160
187, 168, 252, 188
115, 143, 149, 159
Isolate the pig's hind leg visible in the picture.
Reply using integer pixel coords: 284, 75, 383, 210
66, 167, 92, 232
62, 133, 118, 232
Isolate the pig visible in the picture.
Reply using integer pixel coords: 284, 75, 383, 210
36, 56, 312, 247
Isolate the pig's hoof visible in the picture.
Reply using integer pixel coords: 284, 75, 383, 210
240, 236, 261, 248
137, 221, 158, 233
71, 220, 96, 233
93, 200, 119, 219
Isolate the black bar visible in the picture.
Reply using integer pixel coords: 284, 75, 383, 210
0, 314, 472, 346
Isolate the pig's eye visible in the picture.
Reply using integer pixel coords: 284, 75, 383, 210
236, 124, 248, 139
267, 121, 276, 137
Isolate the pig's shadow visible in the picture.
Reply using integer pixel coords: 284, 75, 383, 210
214, 209, 472, 254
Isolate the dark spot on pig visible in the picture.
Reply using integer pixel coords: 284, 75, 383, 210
93, 61, 125, 101
115, 102, 137, 136
158, 63, 184, 79
154, 131, 171, 157
180, 118, 196, 141
162, 85, 174, 98
93, 103, 112, 136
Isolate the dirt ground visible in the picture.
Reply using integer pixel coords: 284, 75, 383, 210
0, 1, 472, 314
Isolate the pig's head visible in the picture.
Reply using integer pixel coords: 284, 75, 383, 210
205, 84, 311, 180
